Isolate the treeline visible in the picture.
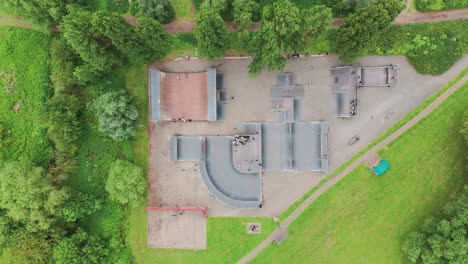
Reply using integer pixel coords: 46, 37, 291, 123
0, 1, 168, 263
194, 0, 405, 76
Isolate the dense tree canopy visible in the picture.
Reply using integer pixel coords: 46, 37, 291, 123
61, 8, 171, 84
138, 0, 175, 23
232, 0, 259, 30
52, 229, 109, 264
248, 0, 332, 76
95, 91, 138, 141
333, 0, 404, 62
0, 161, 69, 232
60, 7, 122, 84
106, 160, 146, 206
0, 0, 78, 24
402, 190, 468, 263
194, 6, 229, 59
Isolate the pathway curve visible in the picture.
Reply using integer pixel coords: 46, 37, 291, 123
237, 73, 468, 264
1, 7, 467, 33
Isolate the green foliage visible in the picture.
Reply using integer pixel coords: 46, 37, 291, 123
416, 0, 468, 11
60, 6, 122, 84
3, 229, 53, 263
248, 0, 331, 76
194, 6, 229, 59
45, 94, 82, 154
0, 212, 11, 252
62, 191, 102, 223
89, 0, 130, 13
138, 0, 175, 23
50, 37, 79, 92
0, 0, 78, 24
0, 26, 52, 165
202, 0, 228, 13
0, 160, 69, 232
60, 8, 170, 84
52, 228, 109, 264
232, 0, 260, 30
333, 0, 404, 62
106, 160, 146, 206
94, 91, 138, 141
133, 12, 172, 62
402, 190, 468, 263
369, 20, 467, 75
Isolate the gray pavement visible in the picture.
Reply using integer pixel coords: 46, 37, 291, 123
147, 55, 468, 249
238, 68, 468, 264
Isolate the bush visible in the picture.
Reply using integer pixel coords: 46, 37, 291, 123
106, 160, 146, 206
62, 191, 102, 222
49, 37, 79, 92
138, 0, 175, 24
52, 229, 109, 264
94, 91, 138, 141
416, 0, 468, 11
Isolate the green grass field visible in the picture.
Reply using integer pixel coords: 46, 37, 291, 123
0, 26, 51, 166
250, 82, 468, 263
171, 0, 196, 20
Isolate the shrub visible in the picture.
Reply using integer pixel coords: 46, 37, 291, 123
106, 160, 146, 206
62, 191, 102, 222
138, 0, 175, 24
94, 91, 138, 141
50, 37, 79, 92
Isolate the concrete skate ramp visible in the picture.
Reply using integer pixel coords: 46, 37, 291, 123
149, 68, 223, 121
261, 122, 328, 172
171, 135, 262, 208
330, 66, 357, 118
200, 137, 262, 208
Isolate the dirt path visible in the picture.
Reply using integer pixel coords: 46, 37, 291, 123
237, 73, 468, 264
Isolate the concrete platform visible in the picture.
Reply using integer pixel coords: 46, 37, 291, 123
147, 210, 207, 249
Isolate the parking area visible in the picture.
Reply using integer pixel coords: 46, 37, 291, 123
147, 55, 468, 248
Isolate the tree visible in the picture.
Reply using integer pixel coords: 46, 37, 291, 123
0, 0, 77, 24
194, 6, 229, 59
50, 37, 79, 92
0, 211, 11, 252
402, 189, 468, 263
95, 91, 138, 141
138, 0, 175, 24
0, 161, 69, 232
134, 12, 172, 61
2, 229, 53, 263
202, 0, 228, 13
52, 229, 109, 264
45, 94, 82, 154
248, 0, 332, 76
232, 0, 259, 30
106, 160, 146, 206
333, 0, 404, 62
60, 7, 122, 84
62, 191, 102, 223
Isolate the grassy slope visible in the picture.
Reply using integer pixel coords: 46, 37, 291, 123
0, 26, 51, 165
251, 83, 468, 263
171, 0, 196, 20
65, 65, 150, 263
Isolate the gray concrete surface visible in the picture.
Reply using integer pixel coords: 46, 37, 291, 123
147, 55, 468, 248
147, 210, 206, 249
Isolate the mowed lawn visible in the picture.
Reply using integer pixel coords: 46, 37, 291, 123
251, 82, 468, 263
